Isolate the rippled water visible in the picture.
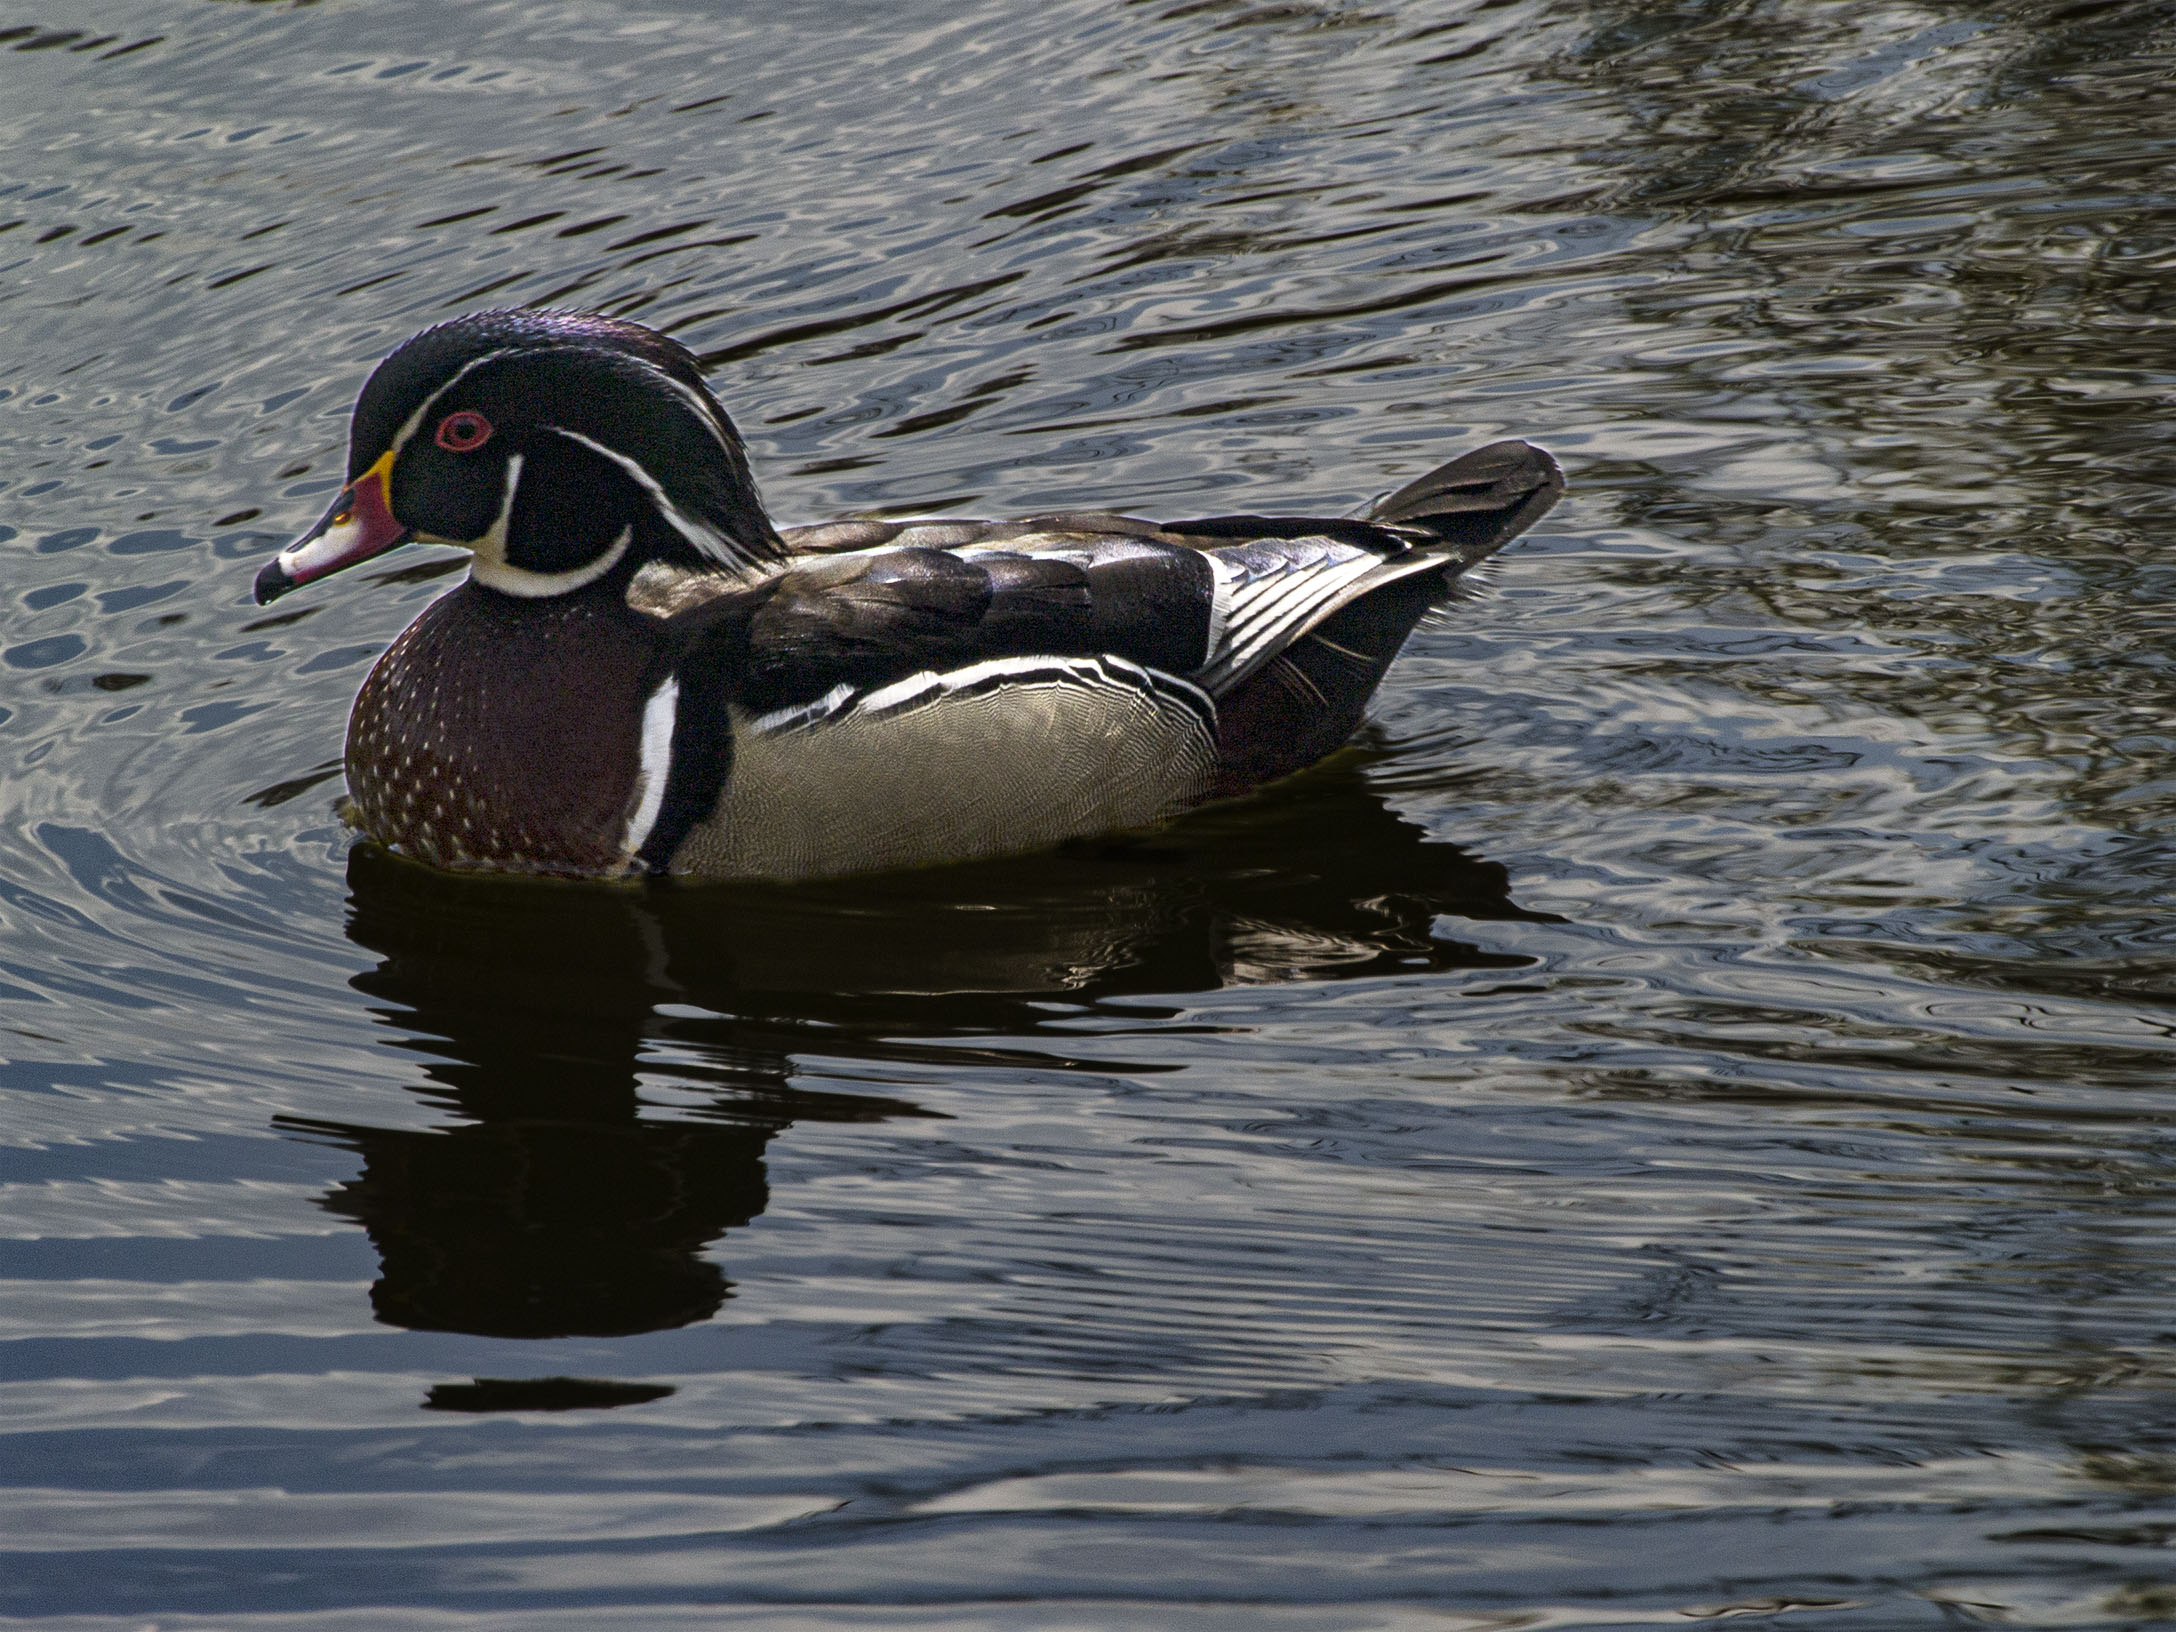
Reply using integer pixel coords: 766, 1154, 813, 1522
4, 0, 2176, 1625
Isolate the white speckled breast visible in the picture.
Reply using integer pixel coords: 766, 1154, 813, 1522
346, 580, 665, 875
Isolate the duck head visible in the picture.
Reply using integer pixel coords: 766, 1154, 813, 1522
253, 309, 784, 605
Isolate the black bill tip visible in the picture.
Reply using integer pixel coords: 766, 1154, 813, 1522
253, 557, 297, 606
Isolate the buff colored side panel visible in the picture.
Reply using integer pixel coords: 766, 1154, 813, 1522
670, 681, 1217, 881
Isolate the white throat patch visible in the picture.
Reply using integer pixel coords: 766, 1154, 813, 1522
456, 454, 632, 597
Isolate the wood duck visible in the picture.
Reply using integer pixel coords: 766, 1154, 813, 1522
254, 309, 1563, 881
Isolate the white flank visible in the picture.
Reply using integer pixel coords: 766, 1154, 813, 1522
679, 656, 1221, 880
622, 676, 681, 859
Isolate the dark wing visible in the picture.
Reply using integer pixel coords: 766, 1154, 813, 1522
724, 535, 1216, 717
1154, 439, 1565, 694
740, 439, 1561, 707
635, 535, 1222, 873
633, 440, 1564, 853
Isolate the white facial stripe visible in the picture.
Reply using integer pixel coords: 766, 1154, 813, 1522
389, 346, 522, 459
543, 424, 751, 570
635, 361, 737, 459
488, 452, 523, 554
453, 451, 526, 571
622, 675, 681, 861
455, 456, 631, 596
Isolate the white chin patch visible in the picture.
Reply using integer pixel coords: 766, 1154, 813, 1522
468, 527, 633, 597
461, 453, 633, 597
275, 515, 375, 583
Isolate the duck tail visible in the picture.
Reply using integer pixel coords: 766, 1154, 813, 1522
1210, 440, 1563, 794
1366, 438, 1565, 566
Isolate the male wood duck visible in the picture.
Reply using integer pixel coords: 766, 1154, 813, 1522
254, 309, 1562, 881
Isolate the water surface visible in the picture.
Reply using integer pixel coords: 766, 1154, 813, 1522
4, 0, 2176, 1625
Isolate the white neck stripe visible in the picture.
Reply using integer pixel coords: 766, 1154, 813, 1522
623, 675, 681, 863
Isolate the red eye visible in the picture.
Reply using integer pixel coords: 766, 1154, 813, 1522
435, 411, 493, 452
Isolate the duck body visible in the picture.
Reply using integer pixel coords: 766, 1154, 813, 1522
257, 310, 1562, 882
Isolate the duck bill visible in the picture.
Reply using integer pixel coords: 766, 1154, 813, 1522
252, 451, 413, 605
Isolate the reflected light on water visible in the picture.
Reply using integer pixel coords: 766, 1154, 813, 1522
2, 0, 2175, 1625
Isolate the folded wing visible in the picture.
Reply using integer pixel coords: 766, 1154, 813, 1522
634, 440, 1562, 873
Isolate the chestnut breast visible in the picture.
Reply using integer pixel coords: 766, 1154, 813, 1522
346, 581, 668, 874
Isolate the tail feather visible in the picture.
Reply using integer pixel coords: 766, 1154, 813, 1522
1367, 439, 1565, 565
1211, 439, 1563, 792
1210, 571, 1446, 792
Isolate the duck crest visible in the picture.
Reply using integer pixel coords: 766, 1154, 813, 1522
346, 582, 667, 874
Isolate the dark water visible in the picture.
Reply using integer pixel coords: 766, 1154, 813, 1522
3, 0, 2176, 1624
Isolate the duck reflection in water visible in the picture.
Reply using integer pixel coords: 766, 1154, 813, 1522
278, 761, 1556, 1369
